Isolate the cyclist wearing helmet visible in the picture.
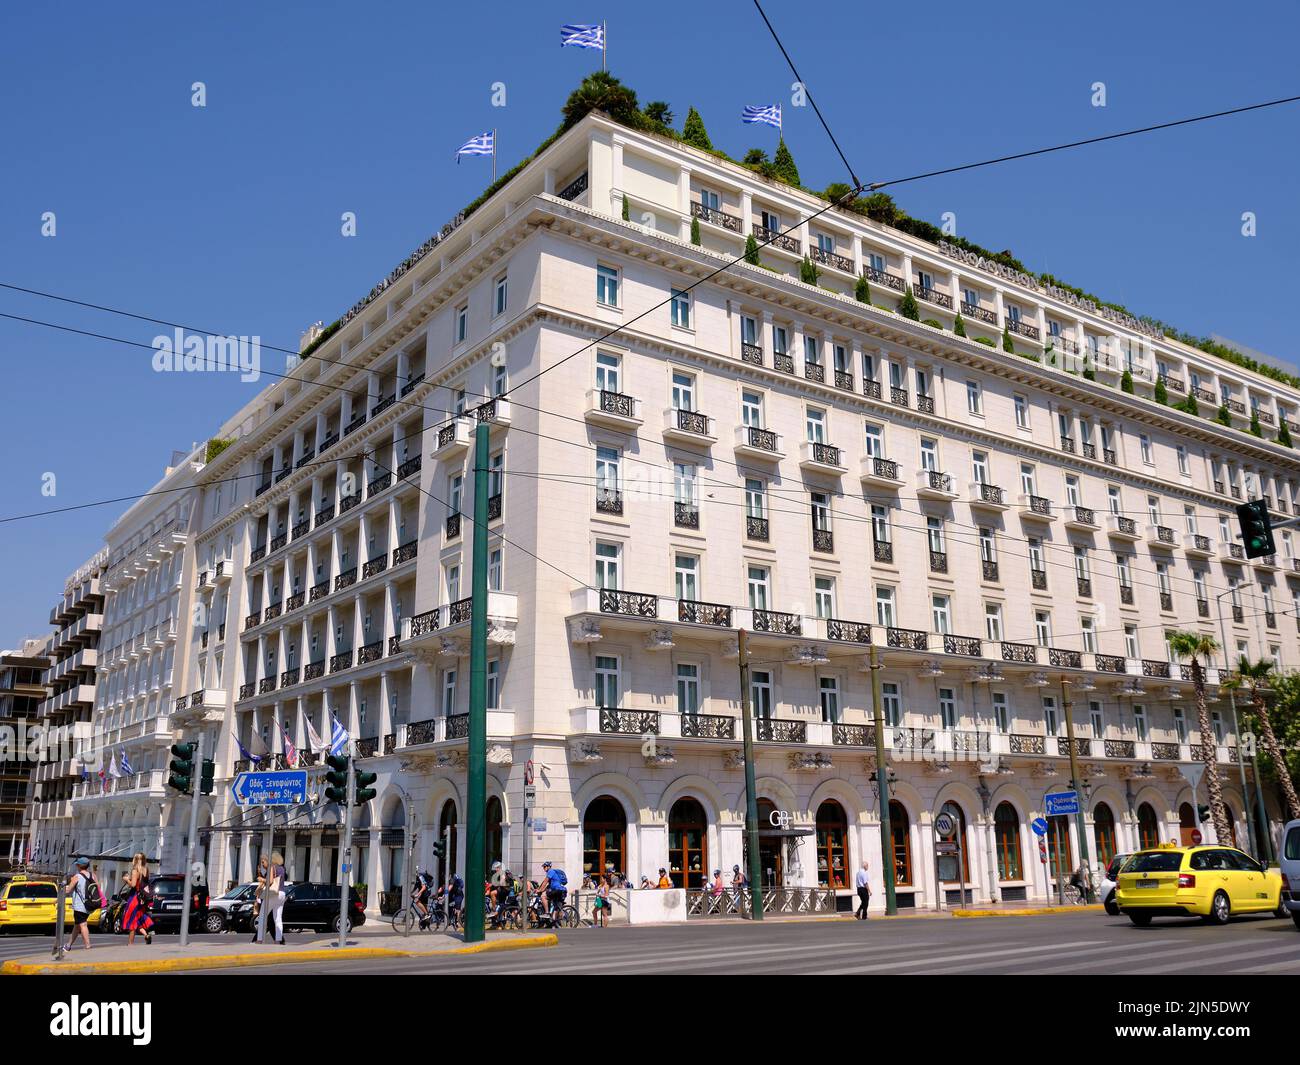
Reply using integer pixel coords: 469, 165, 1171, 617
541, 860, 567, 916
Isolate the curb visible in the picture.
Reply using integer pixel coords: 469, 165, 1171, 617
951, 904, 1104, 918
0, 933, 558, 975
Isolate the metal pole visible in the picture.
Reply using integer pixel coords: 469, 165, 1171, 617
1060, 685, 1094, 901
1217, 591, 1259, 859
463, 420, 490, 943
399, 811, 414, 936
1250, 753, 1274, 863
1053, 817, 1066, 905
869, 646, 897, 915
179, 733, 204, 948
53, 872, 66, 960
601, 20, 606, 71
337, 746, 354, 949
737, 629, 763, 920
257, 804, 273, 944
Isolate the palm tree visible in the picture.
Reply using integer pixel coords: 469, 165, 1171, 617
1224, 657, 1300, 820
1167, 630, 1231, 844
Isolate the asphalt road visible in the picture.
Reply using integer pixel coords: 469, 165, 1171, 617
188, 910, 1300, 975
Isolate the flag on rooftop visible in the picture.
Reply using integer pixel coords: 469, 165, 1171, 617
560, 23, 605, 49
742, 104, 782, 129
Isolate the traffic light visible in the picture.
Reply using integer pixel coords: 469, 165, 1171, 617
1197, 804, 1212, 824
353, 768, 377, 805
168, 742, 196, 794
1235, 499, 1275, 559
324, 753, 350, 804
199, 759, 216, 796
432, 839, 447, 862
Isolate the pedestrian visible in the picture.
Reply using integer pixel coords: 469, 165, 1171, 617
262, 852, 287, 944
731, 863, 747, 900
593, 875, 610, 928
656, 867, 672, 889
855, 860, 872, 920
62, 856, 100, 953
250, 856, 269, 942
121, 852, 154, 946
638, 875, 651, 890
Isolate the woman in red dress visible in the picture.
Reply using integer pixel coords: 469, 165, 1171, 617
121, 851, 154, 945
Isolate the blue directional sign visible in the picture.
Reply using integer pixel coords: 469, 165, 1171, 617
1045, 791, 1079, 817
1031, 817, 1049, 837
231, 770, 308, 807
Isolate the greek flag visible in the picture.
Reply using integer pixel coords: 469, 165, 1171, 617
456, 131, 494, 161
119, 748, 132, 776
742, 104, 782, 129
329, 712, 351, 757
560, 23, 604, 49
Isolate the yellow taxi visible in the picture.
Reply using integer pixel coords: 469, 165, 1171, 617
0, 874, 102, 931
1116, 843, 1285, 926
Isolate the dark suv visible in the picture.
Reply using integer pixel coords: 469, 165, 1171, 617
230, 882, 365, 933
145, 874, 209, 933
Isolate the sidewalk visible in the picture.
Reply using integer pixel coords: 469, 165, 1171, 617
1, 926, 557, 975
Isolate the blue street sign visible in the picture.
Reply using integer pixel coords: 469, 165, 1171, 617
1031, 817, 1049, 837
231, 770, 308, 807
1045, 791, 1080, 817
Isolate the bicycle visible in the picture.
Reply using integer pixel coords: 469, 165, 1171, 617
525, 891, 578, 929
1061, 882, 1084, 905
391, 892, 444, 934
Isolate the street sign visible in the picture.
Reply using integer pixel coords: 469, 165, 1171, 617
531, 817, 547, 832
1031, 817, 1049, 837
1179, 762, 1206, 791
231, 770, 308, 807
524, 784, 537, 808
1045, 791, 1079, 817
1191, 829, 1203, 845
934, 811, 957, 838
1038, 838, 1048, 863
935, 841, 959, 854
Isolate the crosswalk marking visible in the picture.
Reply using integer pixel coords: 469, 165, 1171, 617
1134, 940, 1300, 974
824, 939, 1106, 975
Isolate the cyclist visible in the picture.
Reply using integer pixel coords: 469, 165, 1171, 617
541, 860, 568, 918
1068, 863, 1090, 901
445, 872, 465, 926
486, 861, 514, 927
412, 868, 433, 928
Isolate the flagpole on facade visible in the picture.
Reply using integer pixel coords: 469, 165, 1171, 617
492, 129, 497, 184
601, 21, 606, 70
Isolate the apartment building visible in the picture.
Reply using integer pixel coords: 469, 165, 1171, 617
1, 639, 48, 870
28, 550, 106, 869
163, 110, 1294, 910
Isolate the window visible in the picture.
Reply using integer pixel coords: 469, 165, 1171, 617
833, 343, 849, 375
871, 504, 891, 545
595, 655, 620, 708
595, 351, 621, 393
740, 315, 758, 347
1211, 711, 1224, 744
668, 371, 696, 412
1034, 611, 1051, 647
493, 274, 507, 316
804, 335, 820, 366
596, 264, 619, 306
985, 602, 1003, 641
670, 288, 691, 328
674, 553, 698, 602
1089, 700, 1104, 738
454, 304, 468, 343
742, 390, 764, 428
939, 688, 956, 729
814, 575, 835, 619
1043, 695, 1059, 736
920, 438, 938, 472
1019, 463, 1037, 496
1028, 537, 1044, 574
486, 660, 500, 709
992, 692, 1009, 733
819, 676, 840, 724
488, 548, 503, 591
1081, 616, 1097, 652
1108, 485, 1121, 515
773, 326, 788, 356
931, 595, 951, 635
1184, 505, 1197, 534
744, 479, 766, 518
864, 423, 885, 458
595, 541, 620, 590
868, 251, 885, 274
676, 663, 700, 714
1065, 475, 1081, 507
882, 683, 901, 728
927, 516, 945, 554
1074, 546, 1090, 582
915, 368, 930, 399
1173, 706, 1188, 742
1134, 703, 1148, 741
750, 670, 773, 718
979, 528, 996, 564
1116, 554, 1132, 589
1124, 624, 1139, 659
1147, 495, 1160, 525
699, 187, 720, 211
811, 492, 832, 538
888, 360, 904, 390
448, 474, 463, 518
875, 586, 895, 628
492, 360, 507, 397
445, 564, 460, 602
595, 446, 621, 504
806, 407, 826, 443
994, 803, 1022, 881
441, 669, 457, 716
916, 269, 933, 291
966, 380, 982, 415
862, 350, 877, 384
971, 450, 989, 485
674, 462, 697, 509
1014, 394, 1030, 429
747, 566, 770, 610
1176, 445, 1189, 476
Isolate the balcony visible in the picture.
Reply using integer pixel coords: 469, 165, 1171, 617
1076, 577, 1092, 597
1142, 659, 1171, 679
678, 600, 733, 627
358, 641, 384, 665
865, 264, 904, 291
393, 540, 418, 566
916, 469, 958, 501
663, 407, 716, 445
798, 441, 847, 476
1253, 553, 1280, 572
475, 398, 512, 432
774, 351, 795, 374
960, 301, 997, 325
320, 430, 340, 452
863, 379, 882, 400
691, 200, 742, 233
674, 503, 700, 530
861, 456, 904, 488
595, 488, 623, 516
1047, 647, 1082, 669
1107, 515, 1141, 540
286, 591, 305, 611
1017, 494, 1055, 522
968, 482, 1009, 511
981, 559, 1000, 581
873, 539, 893, 563
280, 667, 300, 688
330, 650, 354, 674
400, 372, 425, 397
1221, 542, 1244, 561
334, 567, 358, 592
584, 389, 642, 430
812, 527, 834, 553
1183, 533, 1214, 557
943, 634, 982, 657
834, 369, 854, 391
1006, 318, 1040, 341
401, 592, 519, 650
826, 619, 872, 643
733, 424, 784, 462
916, 394, 935, 414
309, 579, 330, 603
1147, 525, 1177, 548
558, 171, 588, 201
432, 416, 474, 460
1115, 583, 1133, 604
1030, 568, 1048, 591
445, 512, 462, 538
367, 472, 393, 498
752, 223, 799, 254
270, 532, 288, 552
886, 627, 929, 651
804, 360, 825, 384
315, 503, 335, 526
929, 549, 948, 573
914, 285, 953, 310
1094, 654, 1126, 674
1001, 642, 1037, 664
809, 245, 854, 273
258, 676, 278, 695
292, 518, 310, 540
890, 386, 909, 408
362, 554, 389, 580
745, 515, 769, 542
1063, 506, 1099, 531
397, 454, 422, 480
740, 342, 764, 366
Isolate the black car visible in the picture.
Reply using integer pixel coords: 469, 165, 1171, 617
143, 874, 209, 933
229, 882, 366, 934
102, 886, 134, 934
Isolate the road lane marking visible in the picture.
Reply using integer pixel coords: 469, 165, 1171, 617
825, 939, 1106, 974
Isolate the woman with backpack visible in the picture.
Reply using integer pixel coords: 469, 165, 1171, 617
62, 856, 102, 953
121, 852, 154, 946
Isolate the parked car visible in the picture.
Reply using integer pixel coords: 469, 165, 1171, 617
229, 882, 366, 934
203, 883, 257, 933
0, 874, 103, 932
102, 886, 134, 934
1281, 818, 1300, 931
143, 874, 209, 933
1116, 844, 1284, 926
1099, 853, 1132, 915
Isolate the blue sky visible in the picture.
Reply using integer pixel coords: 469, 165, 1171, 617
2, 0, 1298, 645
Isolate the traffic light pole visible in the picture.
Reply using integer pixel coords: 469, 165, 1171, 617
178, 733, 204, 949
869, 646, 897, 915
463, 420, 490, 944
256, 805, 274, 944
1060, 685, 1094, 902
737, 629, 763, 920
337, 746, 355, 950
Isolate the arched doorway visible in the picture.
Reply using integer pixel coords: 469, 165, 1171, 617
487, 797, 504, 871
993, 802, 1022, 881
890, 800, 912, 887
936, 801, 971, 884
1046, 814, 1073, 886
1178, 802, 1197, 846
1093, 803, 1117, 864
668, 798, 707, 889
1137, 802, 1160, 849
815, 801, 849, 888
753, 798, 783, 887
437, 800, 458, 885
582, 796, 626, 881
